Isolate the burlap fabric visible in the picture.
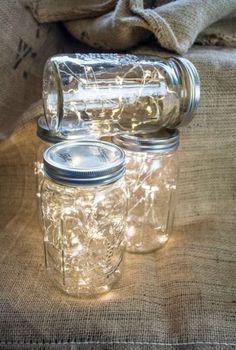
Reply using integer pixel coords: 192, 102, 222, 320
27, 0, 236, 54
0, 46, 236, 349
0, 0, 87, 140
1, 1, 236, 349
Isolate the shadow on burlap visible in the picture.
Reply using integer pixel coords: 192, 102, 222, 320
0, 46, 236, 349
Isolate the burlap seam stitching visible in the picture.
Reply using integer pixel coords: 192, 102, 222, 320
0, 341, 235, 347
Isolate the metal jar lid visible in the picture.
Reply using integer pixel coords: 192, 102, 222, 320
113, 129, 179, 153
37, 116, 98, 143
169, 57, 200, 127
43, 140, 126, 186
37, 116, 66, 143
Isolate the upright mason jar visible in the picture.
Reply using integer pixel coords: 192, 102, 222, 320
43, 53, 200, 136
41, 140, 127, 296
113, 129, 179, 253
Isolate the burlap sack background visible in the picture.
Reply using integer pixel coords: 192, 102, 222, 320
27, 0, 236, 53
0, 0, 87, 140
0, 46, 236, 349
0, 1, 236, 349
0, 1, 60, 139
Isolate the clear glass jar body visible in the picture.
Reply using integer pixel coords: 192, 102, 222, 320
43, 53, 199, 136
41, 177, 127, 296
35, 139, 50, 199
125, 150, 179, 253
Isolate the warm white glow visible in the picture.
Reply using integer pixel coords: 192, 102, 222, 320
158, 235, 169, 244
127, 225, 136, 237
44, 55, 181, 136
125, 151, 177, 253
41, 177, 127, 296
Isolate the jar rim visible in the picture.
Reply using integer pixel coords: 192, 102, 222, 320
37, 116, 66, 144
170, 57, 200, 127
113, 128, 179, 153
37, 116, 98, 144
43, 140, 126, 186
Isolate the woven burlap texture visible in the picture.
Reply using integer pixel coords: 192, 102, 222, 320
0, 46, 236, 349
26, 0, 236, 53
0, 0, 85, 140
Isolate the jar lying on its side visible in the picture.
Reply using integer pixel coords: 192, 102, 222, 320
41, 140, 127, 296
43, 53, 200, 136
113, 129, 179, 254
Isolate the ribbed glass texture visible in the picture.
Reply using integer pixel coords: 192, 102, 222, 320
125, 150, 178, 253
34, 139, 49, 205
41, 177, 127, 296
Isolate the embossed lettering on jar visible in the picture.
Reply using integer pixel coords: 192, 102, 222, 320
41, 140, 127, 296
113, 129, 179, 254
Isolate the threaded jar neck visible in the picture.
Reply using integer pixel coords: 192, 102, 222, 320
168, 57, 200, 127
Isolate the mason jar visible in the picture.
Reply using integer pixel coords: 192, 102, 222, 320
43, 53, 200, 136
41, 140, 127, 296
113, 129, 179, 253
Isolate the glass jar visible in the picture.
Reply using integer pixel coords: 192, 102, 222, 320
43, 53, 200, 136
41, 140, 127, 296
113, 129, 179, 254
